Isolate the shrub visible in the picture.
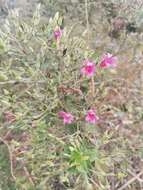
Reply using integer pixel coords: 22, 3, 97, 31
0, 3, 143, 190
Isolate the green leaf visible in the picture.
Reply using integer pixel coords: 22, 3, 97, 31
0, 72, 8, 81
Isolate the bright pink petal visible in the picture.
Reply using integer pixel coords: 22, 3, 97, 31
54, 28, 62, 40
100, 53, 118, 68
81, 59, 96, 77
85, 109, 99, 124
58, 111, 74, 125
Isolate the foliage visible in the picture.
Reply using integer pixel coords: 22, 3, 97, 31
0, 2, 143, 190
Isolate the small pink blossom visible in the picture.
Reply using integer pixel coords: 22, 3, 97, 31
100, 53, 118, 68
85, 109, 99, 124
54, 28, 62, 40
58, 111, 74, 125
81, 59, 96, 77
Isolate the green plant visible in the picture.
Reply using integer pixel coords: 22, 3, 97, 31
65, 141, 97, 175
0, 2, 143, 190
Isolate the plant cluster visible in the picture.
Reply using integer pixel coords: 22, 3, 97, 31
0, 4, 143, 190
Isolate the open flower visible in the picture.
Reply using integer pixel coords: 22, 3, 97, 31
81, 59, 96, 77
85, 109, 99, 124
54, 28, 62, 40
59, 111, 74, 125
100, 53, 118, 68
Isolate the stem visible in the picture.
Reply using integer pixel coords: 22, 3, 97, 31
91, 76, 95, 98
85, 0, 95, 98
85, 0, 90, 43
56, 39, 60, 50
118, 171, 143, 190
21, 160, 35, 186
0, 137, 16, 182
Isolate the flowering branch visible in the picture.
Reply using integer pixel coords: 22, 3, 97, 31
85, 0, 95, 98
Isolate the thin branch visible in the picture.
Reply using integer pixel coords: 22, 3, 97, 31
85, 0, 90, 43
127, 169, 143, 183
85, 0, 95, 98
118, 171, 143, 190
0, 136, 35, 187
0, 79, 46, 85
0, 136, 16, 181
20, 160, 35, 186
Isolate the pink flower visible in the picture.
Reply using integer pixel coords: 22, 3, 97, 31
58, 111, 74, 125
81, 59, 96, 77
54, 28, 62, 40
100, 53, 118, 68
85, 109, 99, 124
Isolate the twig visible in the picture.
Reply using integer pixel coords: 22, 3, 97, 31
0, 79, 47, 85
0, 136, 16, 181
0, 136, 35, 186
85, 0, 90, 43
23, 167, 34, 186
127, 169, 143, 183
20, 160, 35, 186
117, 171, 143, 190
91, 76, 95, 98
85, 0, 95, 98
